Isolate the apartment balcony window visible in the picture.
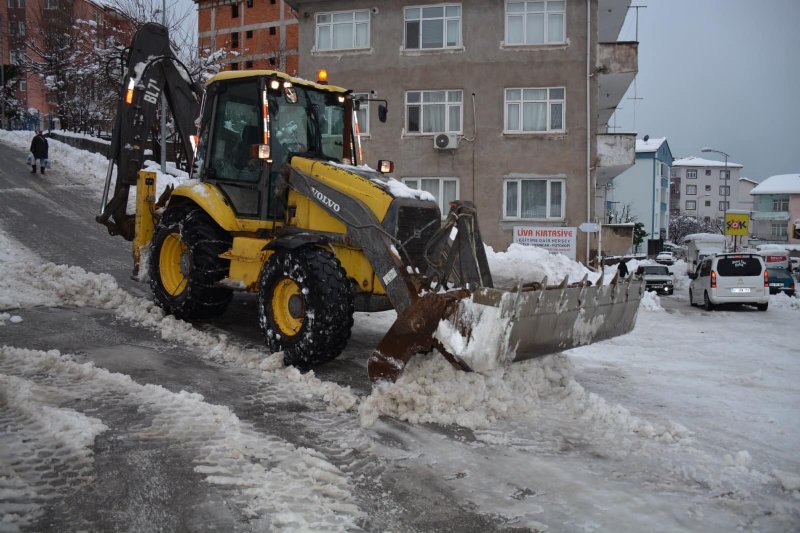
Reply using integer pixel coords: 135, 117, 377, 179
670, 183, 679, 195
231, 4, 238, 18
353, 92, 370, 136
719, 185, 730, 196
720, 169, 730, 180
404, 4, 462, 50
504, 87, 564, 132
316, 10, 370, 51
505, 0, 565, 45
773, 197, 789, 211
686, 169, 697, 179
402, 177, 459, 215
705, 200, 711, 207
771, 223, 788, 238
705, 184, 711, 191
686, 184, 697, 195
231, 32, 239, 49
685, 200, 697, 210
504, 178, 564, 220
718, 201, 729, 211
705, 169, 711, 176
405, 90, 463, 134
8, 0, 25, 8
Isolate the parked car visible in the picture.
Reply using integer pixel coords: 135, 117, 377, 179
655, 251, 675, 265
766, 268, 796, 296
635, 265, 674, 295
688, 253, 769, 311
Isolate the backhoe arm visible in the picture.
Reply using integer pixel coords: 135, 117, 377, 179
96, 22, 202, 241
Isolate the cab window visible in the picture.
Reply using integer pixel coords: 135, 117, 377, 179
208, 80, 261, 183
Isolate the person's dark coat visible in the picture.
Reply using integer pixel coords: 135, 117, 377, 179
30, 133, 49, 160
617, 260, 629, 278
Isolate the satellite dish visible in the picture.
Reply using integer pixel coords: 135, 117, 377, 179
643, 134, 649, 142
435, 134, 450, 149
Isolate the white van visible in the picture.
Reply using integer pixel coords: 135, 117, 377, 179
688, 253, 769, 311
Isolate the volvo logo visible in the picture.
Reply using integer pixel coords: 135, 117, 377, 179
311, 186, 340, 212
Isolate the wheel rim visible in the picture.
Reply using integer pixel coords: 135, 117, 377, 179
271, 278, 305, 336
160, 233, 190, 296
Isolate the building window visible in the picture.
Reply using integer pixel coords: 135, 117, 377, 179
670, 169, 680, 178
704, 200, 711, 207
353, 93, 370, 136
719, 185, 730, 196
10, 0, 26, 7
270, 26, 276, 35
246, 0, 253, 6
246, 30, 253, 38
685, 200, 697, 210
705, 169, 711, 176
659, 163, 668, 178
686, 185, 697, 195
269, 57, 276, 66
503, 178, 564, 220
315, 10, 370, 51
718, 201, 729, 211
231, 32, 239, 49
720, 169, 730, 180
505, 0, 566, 45
771, 223, 788, 238
670, 182, 678, 194
773, 197, 789, 211
705, 184, 711, 191
245, 60, 253, 69
231, 62, 239, 71
231, 3, 238, 18
504, 87, 564, 132
686, 169, 697, 179
405, 90, 463, 134
402, 177, 459, 215
17, 79, 26, 92
9, 50, 23, 65
404, 4, 462, 50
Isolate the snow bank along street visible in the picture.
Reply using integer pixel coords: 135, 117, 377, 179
1, 131, 799, 531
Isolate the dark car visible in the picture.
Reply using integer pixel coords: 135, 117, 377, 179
766, 268, 795, 296
635, 264, 674, 295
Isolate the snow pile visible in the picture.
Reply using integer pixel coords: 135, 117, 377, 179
0, 312, 23, 325
639, 290, 663, 311
773, 470, 800, 492
486, 243, 597, 286
770, 292, 800, 310
360, 353, 690, 443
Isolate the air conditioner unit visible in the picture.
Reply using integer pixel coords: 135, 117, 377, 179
434, 133, 458, 150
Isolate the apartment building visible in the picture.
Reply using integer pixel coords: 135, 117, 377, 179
0, 0, 130, 128
670, 156, 744, 224
195, 0, 299, 73
282, 0, 636, 262
749, 173, 800, 246
607, 136, 673, 252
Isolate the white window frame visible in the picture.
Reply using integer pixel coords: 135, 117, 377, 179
720, 169, 730, 180
718, 201, 729, 211
686, 184, 697, 195
45, 0, 57, 8
503, 177, 565, 220
402, 177, 459, 216
403, 4, 462, 50
17, 79, 26, 92
405, 89, 463, 135
353, 92, 370, 137
719, 185, 730, 196
504, 87, 565, 133
8, 0, 24, 8
773, 197, 789, 211
771, 223, 788, 238
686, 169, 697, 179
315, 10, 370, 51
505, 0, 566, 46
685, 200, 697, 210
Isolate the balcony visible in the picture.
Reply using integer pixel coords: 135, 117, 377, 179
751, 211, 790, 221
596, 41, 638, 130
596, 132, 635, 186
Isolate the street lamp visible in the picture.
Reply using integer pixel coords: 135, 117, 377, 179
701, 146, 730, 250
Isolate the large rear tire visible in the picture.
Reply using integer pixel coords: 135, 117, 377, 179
689, 289, 695, 306
703, 291, 715, 311
149, 205, 233, 319
258, 247, 354, 368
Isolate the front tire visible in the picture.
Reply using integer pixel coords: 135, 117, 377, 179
258, 247, 354, 368
149, 206, 233, 319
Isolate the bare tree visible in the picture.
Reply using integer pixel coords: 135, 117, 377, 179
669, 214, 721, 245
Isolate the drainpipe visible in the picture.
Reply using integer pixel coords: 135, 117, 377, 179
585, 0, 592, 264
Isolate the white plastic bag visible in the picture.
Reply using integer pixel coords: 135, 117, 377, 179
44, 159, 51, 169
26, 153, 33, 165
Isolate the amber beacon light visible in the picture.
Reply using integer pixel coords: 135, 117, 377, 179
317, 69, 328, 84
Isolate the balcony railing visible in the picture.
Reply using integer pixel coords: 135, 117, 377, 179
751, 211, 790, 221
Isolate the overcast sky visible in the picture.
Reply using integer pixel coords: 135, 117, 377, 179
174, 0, 798, 181
612, 0, 800, 181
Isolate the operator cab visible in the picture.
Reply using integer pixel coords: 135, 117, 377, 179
193, 71, 361, 221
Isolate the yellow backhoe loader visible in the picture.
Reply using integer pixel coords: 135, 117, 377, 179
97, 24, 643, 383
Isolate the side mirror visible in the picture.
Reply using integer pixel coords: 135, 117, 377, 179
669, 272, 674, 276
378, 104, 388, 123
688, 272, 696, 280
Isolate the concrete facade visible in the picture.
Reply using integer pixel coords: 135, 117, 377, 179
607, 137, 673, 250
285, 0, 635, 262
670, 156, 744, 225
749, 173, 800, 246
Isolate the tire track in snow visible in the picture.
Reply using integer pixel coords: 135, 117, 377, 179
0, 346, 361, 531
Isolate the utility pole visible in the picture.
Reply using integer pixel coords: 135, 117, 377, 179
160, 0, 167, 173
1, 16, 6, 130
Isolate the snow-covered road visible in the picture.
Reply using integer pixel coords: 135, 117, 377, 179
1, 131, 799, 532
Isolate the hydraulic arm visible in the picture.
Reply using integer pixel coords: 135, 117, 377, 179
96, 23, 202, 241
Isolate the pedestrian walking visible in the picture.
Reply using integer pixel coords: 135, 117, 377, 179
29, 129, 49, 175
617, 258, 629, 278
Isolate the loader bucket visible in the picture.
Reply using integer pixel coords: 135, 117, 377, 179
368, 275, 644, 383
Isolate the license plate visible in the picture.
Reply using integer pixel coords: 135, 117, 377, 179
769, 283, 783, 287
731, 288, 751, 293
